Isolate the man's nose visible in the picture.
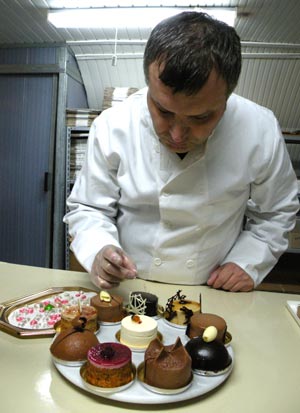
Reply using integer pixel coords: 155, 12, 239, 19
169, 120, 188, 142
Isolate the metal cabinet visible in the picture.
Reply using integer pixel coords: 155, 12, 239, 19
0, 46, 88, 269
65, 126, 90, 269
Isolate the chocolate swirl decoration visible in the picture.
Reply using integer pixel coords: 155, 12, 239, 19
165, 290, 187, 313
165, 290, 190, 321
165, 290, 201, 324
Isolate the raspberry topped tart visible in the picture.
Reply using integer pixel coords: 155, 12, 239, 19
81, 342, 134, 388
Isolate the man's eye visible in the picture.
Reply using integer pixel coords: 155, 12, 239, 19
193, 115, 210, 121
158, 108, 172, 115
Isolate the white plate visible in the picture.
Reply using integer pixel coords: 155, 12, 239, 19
100, 320, 122, 326
286, 300, 300, 327
162, 317, 189, 330
193, 361, 233, 377
51, 354, 86, 367
53, 318, 234, 404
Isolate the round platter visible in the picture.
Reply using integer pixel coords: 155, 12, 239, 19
53, 318, 234, 404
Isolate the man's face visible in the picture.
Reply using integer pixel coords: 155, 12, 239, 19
147, 62, 228, 153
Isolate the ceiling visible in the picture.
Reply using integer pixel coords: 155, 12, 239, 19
0, 0, 299, 45
0, 1, 299, 131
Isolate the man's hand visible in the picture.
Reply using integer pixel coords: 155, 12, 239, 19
207, 262, 254, 292
90, 245, 137, 289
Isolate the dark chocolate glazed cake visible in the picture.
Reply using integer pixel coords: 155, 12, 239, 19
128, 291, 158, 316
185, 336, 232, 373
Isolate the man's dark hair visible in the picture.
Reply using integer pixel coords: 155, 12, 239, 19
143, 11, 241, 96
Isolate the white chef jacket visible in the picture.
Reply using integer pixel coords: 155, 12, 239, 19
64, 88, 299, 287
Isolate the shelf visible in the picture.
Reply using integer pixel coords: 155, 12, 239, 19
283, 134, 300, 144
287, 248, 300, 254
65, 124, 91, 270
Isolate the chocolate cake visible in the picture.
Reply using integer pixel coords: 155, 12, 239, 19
83, 342, 133, 388
164, 290, 201, 325
186, 312, 227, 343
128, 291, 158, 316
50, 317, 99, 362
185, 328, 232, 374
144, 337, 192, 389
90, 291, 124, 322
60, 304, 98, 332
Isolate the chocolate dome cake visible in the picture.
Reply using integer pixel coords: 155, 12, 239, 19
185, 334, 232, 374
50, 317, 99, 362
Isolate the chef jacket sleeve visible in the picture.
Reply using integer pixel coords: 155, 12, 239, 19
64, 115, 122, 272
221, 121, 299, 286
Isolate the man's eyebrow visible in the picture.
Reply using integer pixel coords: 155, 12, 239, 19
189, 111, 212, 119
153, 98, 172, 113
154, 98, 212, 118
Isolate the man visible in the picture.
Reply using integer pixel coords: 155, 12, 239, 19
64, 12, 299, 292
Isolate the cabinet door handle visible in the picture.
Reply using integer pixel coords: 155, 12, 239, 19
44, 172, 51, 192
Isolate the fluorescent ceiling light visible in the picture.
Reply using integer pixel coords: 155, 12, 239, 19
49, 1, 229, 7
48, 7, 236, 29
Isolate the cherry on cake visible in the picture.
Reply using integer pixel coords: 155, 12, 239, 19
82, 342, 133, 388
120, 315, 158, 349
143, 337, 192, 389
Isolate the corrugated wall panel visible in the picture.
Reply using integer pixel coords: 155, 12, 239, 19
76, 51, 300, 131
0, 46, 57, 64
236, 58, 300, 130
286, 143, 300, 176
66, 51, 88, 108
67, 76, 88, 108
77, 58, 145, 109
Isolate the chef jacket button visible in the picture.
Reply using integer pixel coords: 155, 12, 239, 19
186, 259, 194, 268
163, 192, 170, 197
154, 258, 162, 266
155, 144, 160, 153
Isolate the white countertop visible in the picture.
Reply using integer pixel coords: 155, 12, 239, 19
0, 261, 299, 413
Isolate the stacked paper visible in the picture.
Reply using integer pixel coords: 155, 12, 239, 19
102, 87, 139, 110
66, 108, 100, 127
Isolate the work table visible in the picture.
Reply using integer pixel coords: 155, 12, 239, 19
0, 261, 299, 413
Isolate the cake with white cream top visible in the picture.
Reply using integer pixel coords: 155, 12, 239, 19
120, 315, 158, 349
